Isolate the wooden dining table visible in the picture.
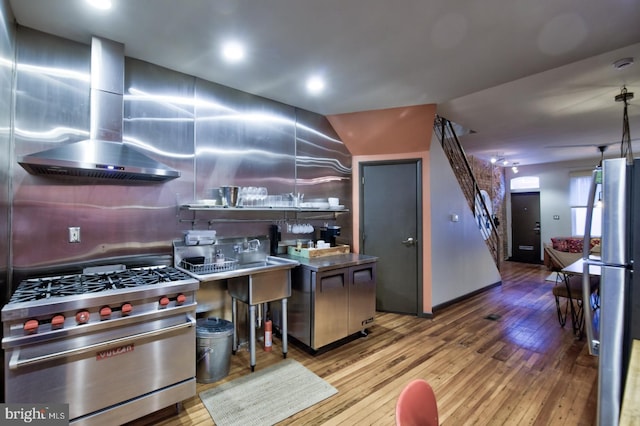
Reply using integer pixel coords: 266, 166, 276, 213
561, 256, 601, 276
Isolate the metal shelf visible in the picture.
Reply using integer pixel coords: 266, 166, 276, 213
177, 205, 348, 226
180, 205, 348, 213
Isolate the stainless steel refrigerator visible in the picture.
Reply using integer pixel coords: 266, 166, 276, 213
582, 157, 640, 426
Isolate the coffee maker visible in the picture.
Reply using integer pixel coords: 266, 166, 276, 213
320, 225, 341, 246
269, 224, 280, 255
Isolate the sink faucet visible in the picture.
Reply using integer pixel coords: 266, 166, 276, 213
234, 239, 262, 253
247, 239, 261, 251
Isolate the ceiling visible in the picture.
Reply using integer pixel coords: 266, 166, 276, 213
8, 0, 640, 166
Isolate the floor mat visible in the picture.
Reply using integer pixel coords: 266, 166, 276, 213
199, 359, 337, 426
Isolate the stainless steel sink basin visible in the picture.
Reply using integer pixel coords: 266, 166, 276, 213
177, 255, 299, 282
227, 257, 299, 305
174, 236, 299, 282
227, 269, 286, 305
226, 255, 299, 372
238, 256, 299, 271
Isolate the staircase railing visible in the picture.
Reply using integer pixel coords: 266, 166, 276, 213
433, 115, 500, 269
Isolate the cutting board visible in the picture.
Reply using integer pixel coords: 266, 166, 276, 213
287, 244, 350, 258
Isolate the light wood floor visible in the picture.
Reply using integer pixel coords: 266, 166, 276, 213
131, 261, 598, 425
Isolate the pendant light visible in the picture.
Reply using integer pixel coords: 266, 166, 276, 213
597, 145, 607, 167
615, 86, 634, 164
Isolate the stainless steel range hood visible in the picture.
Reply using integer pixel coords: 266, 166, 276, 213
18, 37, 180, 183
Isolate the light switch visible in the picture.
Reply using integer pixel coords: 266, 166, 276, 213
69, 227, 81, 243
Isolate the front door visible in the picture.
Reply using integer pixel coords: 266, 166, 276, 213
511, 192, 541, 263
361, 160, 421, 314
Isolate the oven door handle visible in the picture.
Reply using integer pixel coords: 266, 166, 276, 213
9, 315, 196, 370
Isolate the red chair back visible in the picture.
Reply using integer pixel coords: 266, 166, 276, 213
395, 379, 439, 426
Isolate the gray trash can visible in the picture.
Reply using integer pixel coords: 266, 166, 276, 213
196, 317, 234, 384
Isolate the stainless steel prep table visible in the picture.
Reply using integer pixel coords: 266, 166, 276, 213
278, 253, 378, 272
276, 253, 378, 351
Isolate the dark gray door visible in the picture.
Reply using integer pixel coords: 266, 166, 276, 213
361, 161, 421, 314
511, 192, 541, 263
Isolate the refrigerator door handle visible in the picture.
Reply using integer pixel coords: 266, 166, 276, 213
582, 264, 600, 355
582, 167, 600, 356
597, 266, 627, 425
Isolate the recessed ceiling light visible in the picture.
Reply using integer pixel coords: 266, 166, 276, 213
306, 76, 325, 94
86, 0, 112, 10
221, 41, 245, 63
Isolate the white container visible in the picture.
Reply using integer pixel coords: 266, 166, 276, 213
328, 197, 339, 207
184, 230, 217, 246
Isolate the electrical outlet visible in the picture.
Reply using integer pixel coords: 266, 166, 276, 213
69, 227, 81, 243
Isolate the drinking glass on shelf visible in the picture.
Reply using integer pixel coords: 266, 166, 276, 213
257, 187, 268, 206
249, 187, 258, 205
238, 187, 248, 206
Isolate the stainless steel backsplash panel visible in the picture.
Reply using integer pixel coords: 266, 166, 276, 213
2, 4, 16, 403
9, 27, 351, 288
0, 3, 14, 310
295, 109, 352, 239
194, 78, 297, 198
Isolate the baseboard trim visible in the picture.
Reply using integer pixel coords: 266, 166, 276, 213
432, 280, 502, 313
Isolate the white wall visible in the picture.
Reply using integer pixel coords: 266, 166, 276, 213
504, 158, 598, 259
430, 137, 501, 306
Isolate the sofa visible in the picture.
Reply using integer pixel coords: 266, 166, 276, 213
543, 236, 601, 271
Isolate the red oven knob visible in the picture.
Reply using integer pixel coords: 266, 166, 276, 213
76, 310, 90, 325
159, 296, 170, 307
51, 314, 65, 329
121, 303, 133, 315
24, 319, 39, 334
176, 294, 187, 305
99, 306, 112, 319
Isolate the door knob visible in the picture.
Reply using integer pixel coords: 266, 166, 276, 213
402, 237, 417, 246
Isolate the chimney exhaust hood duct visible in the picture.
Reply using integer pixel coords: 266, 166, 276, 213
18, 37, 180, 183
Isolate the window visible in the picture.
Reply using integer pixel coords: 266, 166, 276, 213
510, 176, 539, 191
570, 171, 601, 237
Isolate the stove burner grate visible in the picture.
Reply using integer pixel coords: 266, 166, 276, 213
10, 278, 85, 302
8, 266, 193, 304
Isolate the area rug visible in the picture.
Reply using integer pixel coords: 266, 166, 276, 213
199, 359, 337, 426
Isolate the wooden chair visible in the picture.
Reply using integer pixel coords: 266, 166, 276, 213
395, 379, 439, 426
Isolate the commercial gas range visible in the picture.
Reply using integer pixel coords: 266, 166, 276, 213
1, 264, 199, 426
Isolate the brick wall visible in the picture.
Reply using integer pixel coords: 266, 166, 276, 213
468, 156, 507, 261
